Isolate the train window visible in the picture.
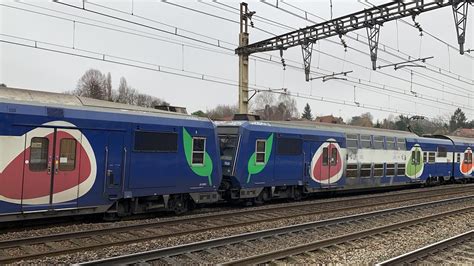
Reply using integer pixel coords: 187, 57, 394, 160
374, 164, 384, 177
360, 164, 372, 177
457, 153, 461, 163
373, 136, 385, 150
346, 134, 359, 149
397, 138, 406, 150
322, 147, 329, 166
277, 138, 302, 155
464, 152, 473, 164
134, 131, 178, 152
192, 137, 206, 165
346, 164, 358, 178
411, 150, 421, 165
256, 139, 266, 164
386, 137, 396, 150
29, 137, 49, 171
437, 146, 447, 157
423, 152, 428, 163
396, 163, 405, 176
59, 139, 76, 171
386, 164, 395, 176
428, 152, 436, 163
331, 147, 338, 166
360, 135, 372, 149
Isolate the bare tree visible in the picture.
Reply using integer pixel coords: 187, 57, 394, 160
116, 77, 132, 104
252, 91, 298, 121
206, 105, 238, 120
74, 69, 107, 100
104, 72, 112, 101
349, 112, 374, 127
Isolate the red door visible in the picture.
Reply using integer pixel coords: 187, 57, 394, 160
22, 128, 81, 211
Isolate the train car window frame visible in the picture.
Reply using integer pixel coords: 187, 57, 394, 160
396, 138, 406, 150
346, 134, 359, 149
360, 135, 372, 149
360, 163, 372, 178
373, 163, 384, 177
59, 138, 77, 171
428, 152, 436, 163
457, 153, 461, 163
396, 163, 406, 176
437, 146, 447, 157
133, 131, 178, 152
277, 138, 302, 156
386, 164, 395, 176
345, 164, 358, 179
423, 152, 428, 163
386, 137, 396, 150
373, 136, 385, 150
29, 137, 49, 172
191, 137, 206, 165
255, 139, 266, 164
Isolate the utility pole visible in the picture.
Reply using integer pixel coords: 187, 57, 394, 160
238, 2, 250, 114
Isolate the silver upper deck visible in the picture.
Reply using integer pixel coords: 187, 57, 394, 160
0, 87, 208, 121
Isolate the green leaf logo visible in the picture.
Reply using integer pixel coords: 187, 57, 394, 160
183, 128, 213, 186
247, 134, 274, 183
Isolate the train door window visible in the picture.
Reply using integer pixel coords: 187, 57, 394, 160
360, 164, 372, 178
428, 152, 436, 163
374, 164, 384, 177
322, 147, 329, 166
397, 138, 406, 150
346, 164, 358, 178
346, 134, 358, 149
396, 163, 406, 176
386, 164, 395, 176
411, 150, 421, 165
373, 136, 385, 149
192, 137, 206, 165
457, 153, 461, 163
255, 139, 266, 164
465, 152, 473, 164
29, 137, 49, 171
59, 139, 77, 171
331, 147, 338, 166
437, 146, 447, 157
386, 137, 396, 150
360, 135, 372, 149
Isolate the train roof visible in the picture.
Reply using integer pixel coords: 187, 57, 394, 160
425, 134, 474, 145
0, 87, 208, 122
216, 120, 418, 138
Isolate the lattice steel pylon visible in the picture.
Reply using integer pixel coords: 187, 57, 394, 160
452, 0, 470, 54
366, 24, 381, 70
301, 40, 314, 81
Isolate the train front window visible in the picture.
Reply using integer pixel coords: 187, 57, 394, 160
219, 135, 238, 160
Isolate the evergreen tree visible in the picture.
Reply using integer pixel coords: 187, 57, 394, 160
449, 108, 467, 132
301, 103, 313, 120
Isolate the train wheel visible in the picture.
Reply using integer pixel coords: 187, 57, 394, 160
254, 188, 269, 205
168, 194, 189, 215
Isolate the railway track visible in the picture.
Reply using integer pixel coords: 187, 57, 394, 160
377, 230, 474, 265
0, 185, 472, 263
79, 195, 474, 265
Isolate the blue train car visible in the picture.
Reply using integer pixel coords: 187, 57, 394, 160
0, 87, 221, 222
217, 120, 458, 202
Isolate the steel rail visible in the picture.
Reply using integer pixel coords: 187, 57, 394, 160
79, 196, 474, 265
376, 230, 474, 265
0, 186, 471, 263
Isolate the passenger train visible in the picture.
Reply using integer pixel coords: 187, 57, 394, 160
0, 87, 472, 222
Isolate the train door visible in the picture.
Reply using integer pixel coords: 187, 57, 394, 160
310, 140, 342, 189
22, 127, 81, 211
103, 132, 125, 200
411, 148, 422, 179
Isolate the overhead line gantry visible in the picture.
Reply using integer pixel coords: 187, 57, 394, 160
236, 0, 471, 114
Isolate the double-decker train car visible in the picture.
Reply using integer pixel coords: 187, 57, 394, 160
216, 120, 469, 202
0, 87, 221, 222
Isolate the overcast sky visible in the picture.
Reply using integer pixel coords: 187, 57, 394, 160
1, 0, 473, 122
